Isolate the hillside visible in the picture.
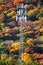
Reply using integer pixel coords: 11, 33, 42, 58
0, 0, 43, 65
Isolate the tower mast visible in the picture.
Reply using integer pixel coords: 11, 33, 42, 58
16, 2, 27, 59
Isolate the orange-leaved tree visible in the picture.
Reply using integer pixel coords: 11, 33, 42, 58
14, 0, 25, 5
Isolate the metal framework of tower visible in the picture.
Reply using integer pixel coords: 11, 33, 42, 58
16, 3, 27, 58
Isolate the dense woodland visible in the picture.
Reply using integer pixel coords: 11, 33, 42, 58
0, 0, 43, 65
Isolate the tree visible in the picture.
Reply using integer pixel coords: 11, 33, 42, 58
14, 0, 25, 5
38, 0, 43, 6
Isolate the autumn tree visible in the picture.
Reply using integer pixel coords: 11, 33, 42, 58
14, 0, 25, 5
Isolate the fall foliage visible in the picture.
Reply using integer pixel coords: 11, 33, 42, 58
14, 0, 25, 5
0, 0, 43, 65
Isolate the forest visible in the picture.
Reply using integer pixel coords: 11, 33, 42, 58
0, 0, 43, 65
